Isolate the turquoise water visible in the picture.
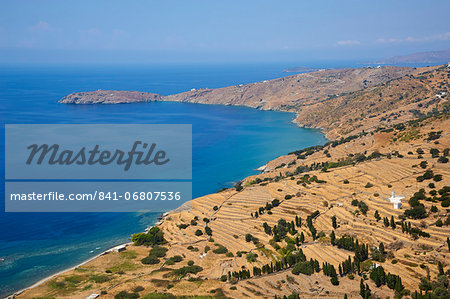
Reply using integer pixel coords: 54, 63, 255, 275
0, 64, 326, 296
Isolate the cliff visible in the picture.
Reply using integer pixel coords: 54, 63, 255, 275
59, 66, 413, 111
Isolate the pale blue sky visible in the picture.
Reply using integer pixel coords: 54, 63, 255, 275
0, 0, 449, 64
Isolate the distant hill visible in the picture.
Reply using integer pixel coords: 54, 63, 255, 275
372, 48, 450, 65
282, 66, 322, 73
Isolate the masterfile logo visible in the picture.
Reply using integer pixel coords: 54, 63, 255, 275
4, 124, 192, 212
5, 124, 191, 180
26, 141, 170, 171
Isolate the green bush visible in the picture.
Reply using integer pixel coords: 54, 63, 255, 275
173, 265, 203, 276
292, 261, 314, 275
115, 291, 139, 299
149, 246, 168, 258
132, 227, 165, 246
167, 255, 183, 265
141, 256, 160, 265
132, 286, 144, 292
212, 244, 228, 254
246, 253, 258, 262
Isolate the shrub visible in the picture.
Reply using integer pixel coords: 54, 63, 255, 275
285, 195, 293, 200
433, 174, 442, 182
212, 244, 228, 254
173, 265, 203, 276
149, 246, 168, 258
167, 255, 183, 264
423, 170, 434, 180
133, 286, 144, 292
131, 227, 165, 246
178, 223, 189, 229
115, 291, 139, 299
365, 182, 374, 188
187, 260, 194, 266
141, 256, 160, 265
195, 229, 203, 236
213, 205, 218, 211
437, 156, 449, 163
430, 148, 440, 158
246, 253, 258, 262
205, 226, 212, 236
292, 261, 314, 275
343, 179, 349, 184
245, 234, 254, 242
358, 201, 369, 215
330, 276, 339, 285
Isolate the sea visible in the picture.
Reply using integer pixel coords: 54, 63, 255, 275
0, 63, 328, 296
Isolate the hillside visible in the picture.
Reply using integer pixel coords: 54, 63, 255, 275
372, 49, 450, 65
60, 66, 413, 113
18, 66, 450, 299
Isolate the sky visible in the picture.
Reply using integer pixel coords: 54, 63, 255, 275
0, 0, 449, 64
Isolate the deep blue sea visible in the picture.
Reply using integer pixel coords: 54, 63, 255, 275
0, 63, 327, 296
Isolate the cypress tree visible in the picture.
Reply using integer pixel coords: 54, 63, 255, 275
390, 216, 396, 229
300, 232, 305, 243
374, 210, 380, 221
330, 230, 336, 245
364, 283, 371, 299
360, 279, 365, 297
332, 215, 337, 229
438, 261, 444, 276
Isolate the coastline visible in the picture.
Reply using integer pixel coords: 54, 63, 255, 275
8, 242, 132, 299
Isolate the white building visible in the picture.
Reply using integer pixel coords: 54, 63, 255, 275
388, 191, 404, 209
